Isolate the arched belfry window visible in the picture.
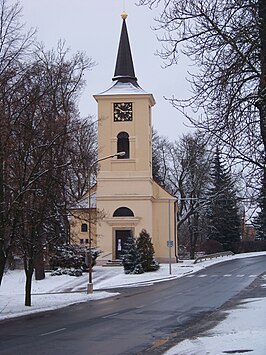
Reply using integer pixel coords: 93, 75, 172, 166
117, 132, 129, 159
113, 207, 134, 217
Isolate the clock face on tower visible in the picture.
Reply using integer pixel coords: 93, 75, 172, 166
113, 102, 133, 122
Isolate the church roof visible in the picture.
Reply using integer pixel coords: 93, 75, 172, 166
112, 12, 137, 83
95, 12, 155, 103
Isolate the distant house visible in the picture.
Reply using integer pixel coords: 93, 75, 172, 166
242, 223, 257, 240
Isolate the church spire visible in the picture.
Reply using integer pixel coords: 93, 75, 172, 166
112, 12, 137, 83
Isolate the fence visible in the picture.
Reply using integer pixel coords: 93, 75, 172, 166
194, 251, 234, 264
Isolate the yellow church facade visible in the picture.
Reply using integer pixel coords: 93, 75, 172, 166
71, 12, 177, 263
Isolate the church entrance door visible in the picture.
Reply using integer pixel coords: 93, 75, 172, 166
115, 230, 132, 259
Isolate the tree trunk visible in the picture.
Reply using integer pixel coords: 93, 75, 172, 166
34, 236, 45, 280
258, 1, 266, 234
262, 167, 266, 236
24, 260, 34, 307
258, 0, 266, 154
0, 139, 6, 286
188, 217, 194, 259
0, 249, 6, 286
189, 213, 199, 259
34, 249, 45, 280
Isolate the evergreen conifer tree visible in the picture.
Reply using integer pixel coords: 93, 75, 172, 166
206, 149, 241, 251
136, 229, 159, 272
121, 235, 143, 274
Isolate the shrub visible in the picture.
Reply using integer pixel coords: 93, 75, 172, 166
51, 268, 83, 277
201, 239, 224, 254
238, 240, 266, 253
49, 244, 100, 270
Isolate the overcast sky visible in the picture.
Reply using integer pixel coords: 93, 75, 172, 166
20, 0, 193, 140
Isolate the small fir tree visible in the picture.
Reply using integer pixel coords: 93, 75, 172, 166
122, 235, 143, 274
136, 229, 159, 272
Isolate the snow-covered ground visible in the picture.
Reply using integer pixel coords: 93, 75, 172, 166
1, 252, 266, 354
164, 289, 266, 355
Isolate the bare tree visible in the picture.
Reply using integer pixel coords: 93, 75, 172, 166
152, 129, 172, 189
0, 39, 96, 306
170, 132, 211, 258
152, 130, 211, 258
16, 44, 95, 306
0, 1, 97, 307
66, 117, 97, 202
139, 0, 265, 191
0, 0, 35, 285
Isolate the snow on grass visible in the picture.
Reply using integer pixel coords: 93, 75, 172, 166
0, 269, 119, 321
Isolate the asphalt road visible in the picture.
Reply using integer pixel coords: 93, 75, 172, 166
0, 255, 266, 355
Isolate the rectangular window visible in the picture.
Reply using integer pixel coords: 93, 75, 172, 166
81, 223, 88, 232
80, 239, 84, 244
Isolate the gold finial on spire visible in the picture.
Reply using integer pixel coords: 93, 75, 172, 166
121, 11, 128, 20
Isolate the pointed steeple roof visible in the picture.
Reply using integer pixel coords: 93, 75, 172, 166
95, 11, 155, 102
112, 12, 137, 83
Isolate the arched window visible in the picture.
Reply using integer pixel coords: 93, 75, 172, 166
117, 132, 129, 159
81, 223, 88, 232
113, 207, 134, 217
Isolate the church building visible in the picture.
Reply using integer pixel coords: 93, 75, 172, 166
71, 12, 177, 263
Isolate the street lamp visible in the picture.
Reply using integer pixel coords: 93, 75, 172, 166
87, 151, 125, 294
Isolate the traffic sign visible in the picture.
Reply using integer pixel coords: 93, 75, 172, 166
167, 240, 173, 247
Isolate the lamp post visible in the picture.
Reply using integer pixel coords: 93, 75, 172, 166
159, 197, 177, 275
168, 198, 172, 275
87, 151, 125, 294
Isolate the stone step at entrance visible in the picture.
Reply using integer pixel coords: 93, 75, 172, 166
102, 259, 123, 267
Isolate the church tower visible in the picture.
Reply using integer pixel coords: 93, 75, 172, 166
94, 12, 177, 262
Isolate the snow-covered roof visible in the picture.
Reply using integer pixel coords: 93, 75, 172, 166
97, 80, 147, 96
71, 192, 97, 209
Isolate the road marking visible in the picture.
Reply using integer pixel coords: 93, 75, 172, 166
102, 312, 119, 319
135, 305, 145, 309
40, 328, 66, 337
184, 273, 258, 279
